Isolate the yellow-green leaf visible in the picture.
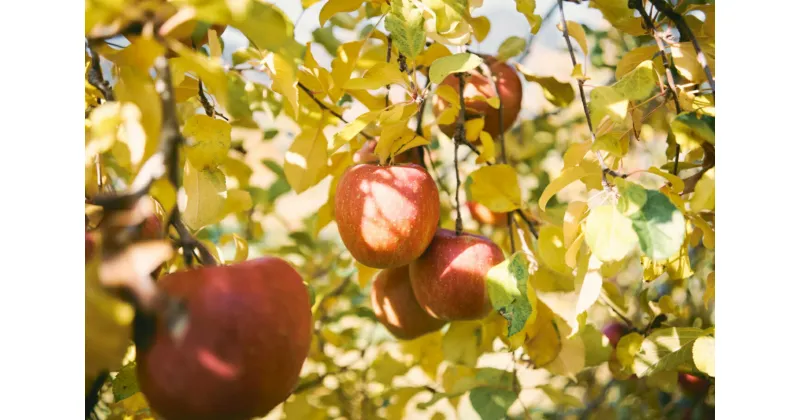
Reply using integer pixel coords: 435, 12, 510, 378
182, 163, 227, 231
182, 115, 232, 169
331, 109, 381, 152
356, 260, 379, 288
284, 124, 328, 193
613, 60, 657, 101
564, 201, 588, 252
429, 52, 483, 84
538, 165, 594, 210
497, 36, 527, 61
222, 188, 253, 215
584, 204, 638, 262
236, 0, 294, 52
219, 233, 249, 263
268, 53, 299, 118
344, 62, 407, 90
464, 164, 522, 212
516, 0, 542, 34
386, 0, 426, 59
330, 41, 365, 102
476, 131, 496, 164
443, 321, 482, 367
693, 336, 715, 377
616, 45, 660, 80
589, 86, 629, 127
616, 332, 643, 369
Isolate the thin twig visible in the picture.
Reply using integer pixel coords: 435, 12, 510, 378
557, 0, 621, 187
385, 36, 392, 108
649, 0, 715, 99
453, 73, 467, 235
298, 82, 375, 140
508, 214, 517, 253
86, 43, 115, 102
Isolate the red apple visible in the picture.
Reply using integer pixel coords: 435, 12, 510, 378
678, 372, 711, 398
466, 201, 508, 227
602, 322, 630, 348
433, 58, 523, 141
371, 265, 447, 340
334, 163, 440, 269
409, 228, 505, 321
136, 257, 312, 420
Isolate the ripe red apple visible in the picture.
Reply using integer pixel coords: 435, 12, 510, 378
334, 163, 440, 269
371, 265, 447, 340
136, 257, 312, 420
409, 228, 505, 321
678, 372, 711, 398
602, 322, 630, 348
466, 201, 508, 227
433, 58, 523, 141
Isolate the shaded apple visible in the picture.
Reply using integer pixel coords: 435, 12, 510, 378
136, 257, 312, 420
409, 228, 505, 321
602, 322, 630, 348
433, 58, 523, 141
678, 372, 711, 399
371, 265, 447, 340
334, 163, 440, 269
466, 201, 508, 227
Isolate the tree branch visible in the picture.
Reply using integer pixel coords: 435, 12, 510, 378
557, 0, 621, 187
86, 43, 115, 102
453, 73, 467, 235
298, 82, 375, 141
649, 0, 715, 99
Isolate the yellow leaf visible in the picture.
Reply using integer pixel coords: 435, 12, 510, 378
331, 109, 381, 152
562, 140, 593, 168
703, 272, 715, 307
538, 165, 593, 210
87, 102, 145, 164
557, 20, 588, 55
571, 63, 588, 80
616, 332, 644, 369
464, 164, 522, 212
658, 295, 676, 315
182, 115, 231, 169
476, 131, 496, 164
613, 60, 657, 101
563, 200, 588, 248
115, 35, 165, 72
418, 42, 452, 68
543, 317, 586, 381
647, 166, 685, 195
516, 64, 575, 108
516, 0, 543, 34
464, 117, 484, 143
268, 52, 300, 118
150, 179, 177, 216
401, 331, 444, 379
523, 302, 560, 367
320, 0, 363, 27
170, 43, 227, 108
219, 233, 249, 263
116, 67, 161, 168
588, 0, 646, 36
344, 62, 406, 90
443, 321, 483, 367
182, 163, 227, 231
538, 225, 572, 276
564, 231, 584, 269
469, 15, 491, 41
616, 45, 662, 80
356, 261, 379, 288
284, 124, 329, 193
693, 336, 715, 377
690, 168, 715, 212
222, 188, 253, 215
429, 52, 483, 84
435, 84, 460, 107
330, 41, 365, 101
235, 0, 294, 52
671, 42, 712, 83
583, 204, 638, 262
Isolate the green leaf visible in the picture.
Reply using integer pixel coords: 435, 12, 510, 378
112, 362, 139, 401
486, 252, 534, 337
613, 60, 657, 101
621, 185, 686, 261
386, 0, 426, 59
469, 388, 517, 420
580, 324, 613, 367
583, 204, 638, 262
429, 52, 483, 84
496, 36, 527, 61
693, 336, 715, 377
263, 128, 279, 140
633, 327, 711, 377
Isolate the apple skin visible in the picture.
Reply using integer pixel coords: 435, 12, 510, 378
602, 322, 630, 348
136, 257, 312, 420
433, 59, 523, 141
466, 201, 508, 227
334, 163, 440, 269
678, 373, 711, 398
371, 265, 447, 340
409, 228, 505, 321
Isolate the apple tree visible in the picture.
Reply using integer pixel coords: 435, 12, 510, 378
85, 0, 715, 418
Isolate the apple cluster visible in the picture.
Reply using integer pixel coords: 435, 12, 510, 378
335, 58, 523, 341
